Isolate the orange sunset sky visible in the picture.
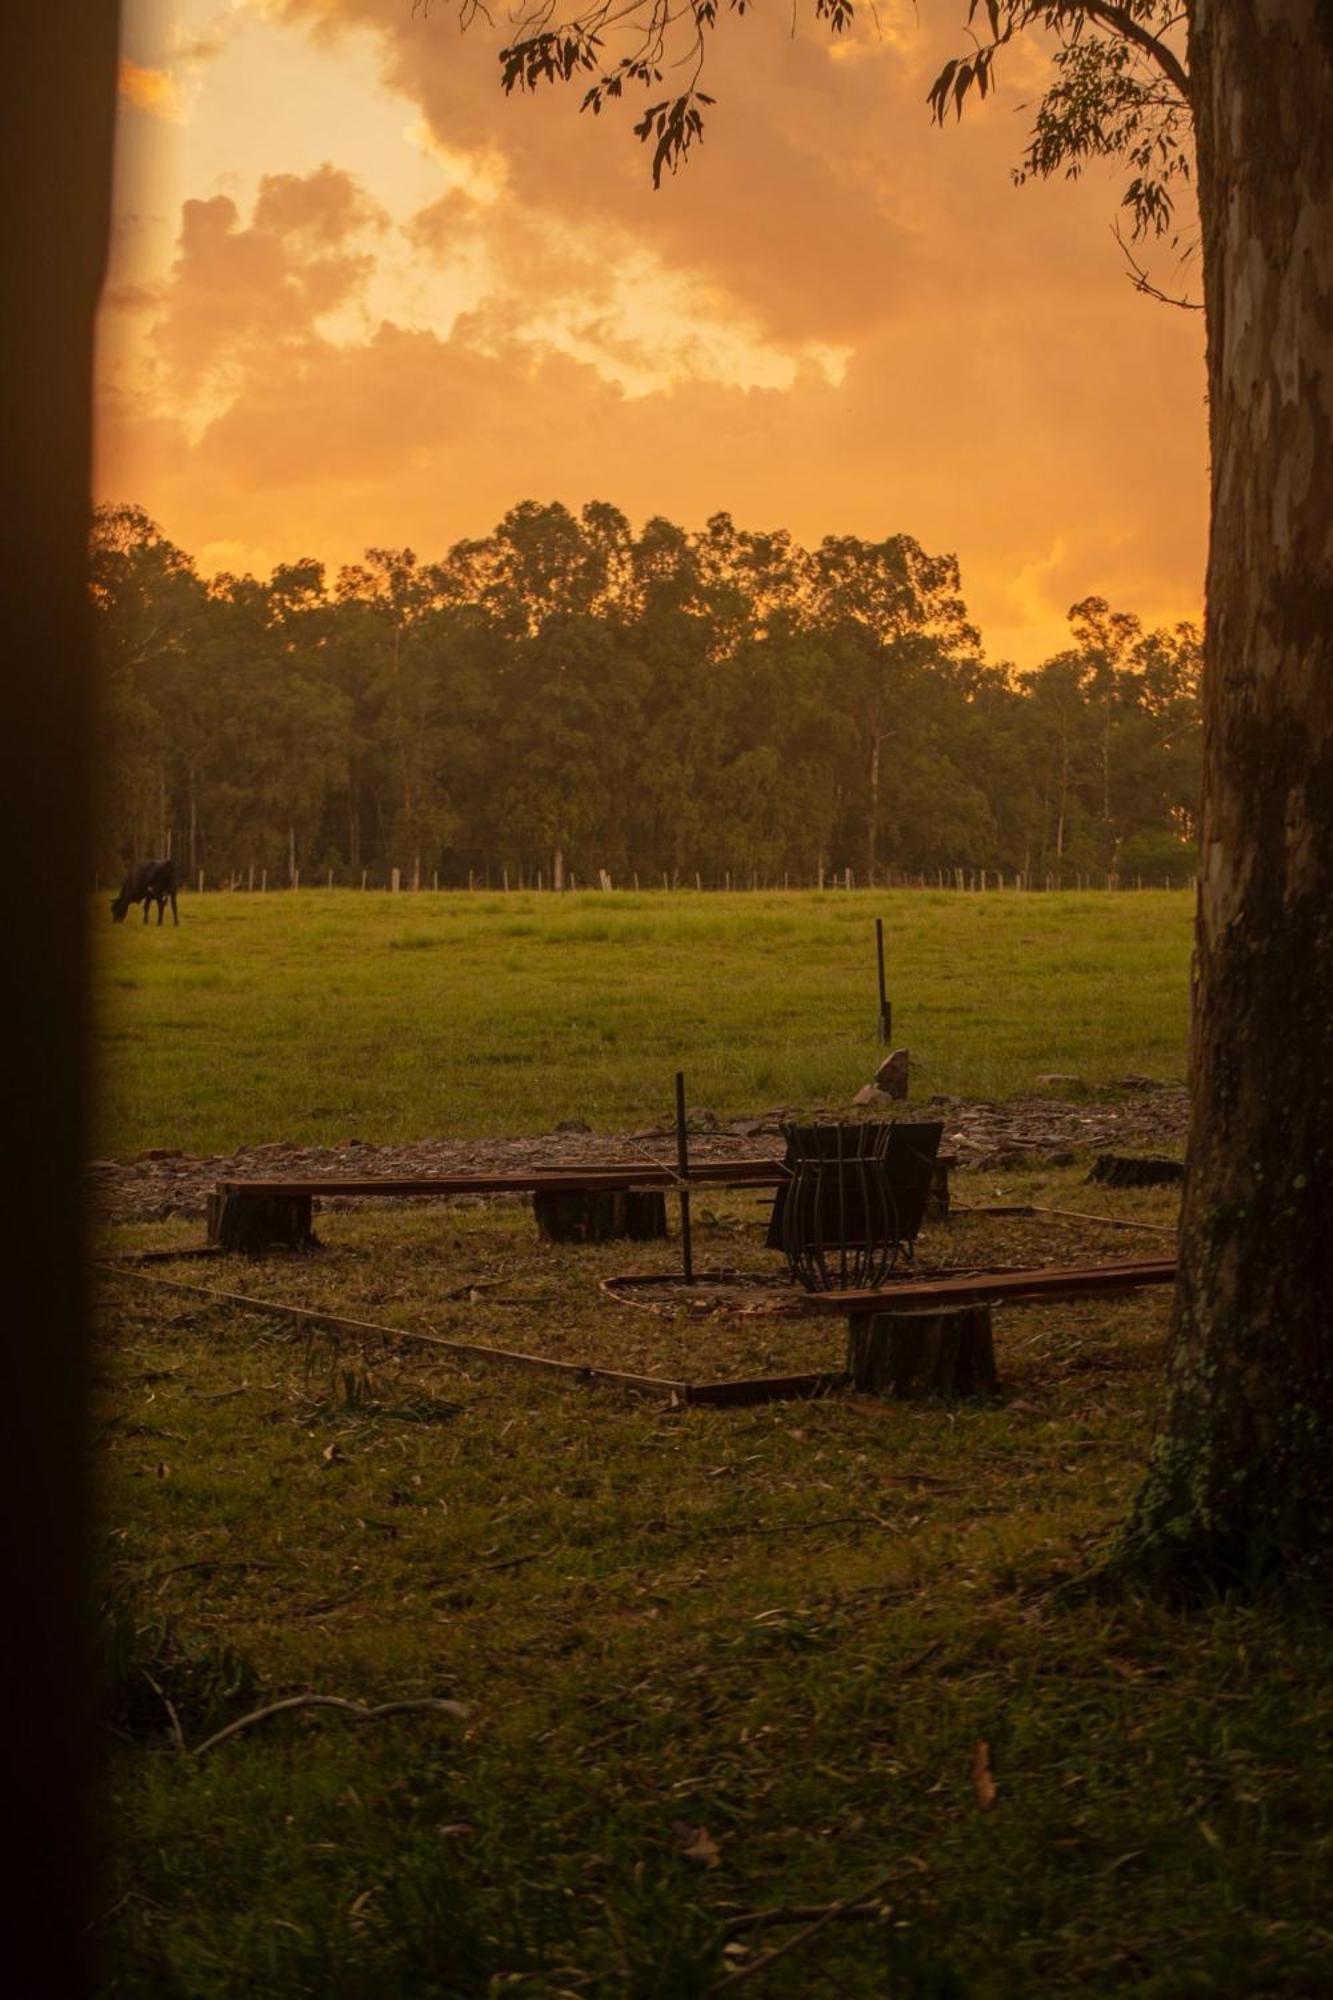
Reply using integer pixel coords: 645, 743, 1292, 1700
99, 0, 1207, 668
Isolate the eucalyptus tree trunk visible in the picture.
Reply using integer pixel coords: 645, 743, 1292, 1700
1125, 0, 1333, 1581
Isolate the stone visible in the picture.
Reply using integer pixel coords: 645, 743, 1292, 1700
874, 1049, 910, 1100
851, 1083, 878, 1106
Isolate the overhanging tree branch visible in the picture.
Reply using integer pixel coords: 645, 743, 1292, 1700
1075, 2, 1190, 100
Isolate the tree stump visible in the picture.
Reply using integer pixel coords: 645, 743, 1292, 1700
206, 1189, 318, 1255
532, 1189, 668, 1244
1087, 1154, 1185, 1188
847, 1304, 998, 1399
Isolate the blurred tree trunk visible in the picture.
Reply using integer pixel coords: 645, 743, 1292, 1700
1126, 0, 1333, 1582
2, 6, 119, 1989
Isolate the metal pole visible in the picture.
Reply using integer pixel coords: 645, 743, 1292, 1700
875, 917, 892, 1043
674, 1070, 693, 1284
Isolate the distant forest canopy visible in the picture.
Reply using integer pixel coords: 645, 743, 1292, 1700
92, 499, 1202, 890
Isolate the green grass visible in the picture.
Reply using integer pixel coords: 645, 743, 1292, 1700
95, 889, 1193, 1157
99, 888, 1333, 1996
97, 1177, 1333, 1997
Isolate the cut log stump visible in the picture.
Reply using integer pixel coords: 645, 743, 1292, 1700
1087, 1154, 1185, 1188
532, 1188, 668, 1244
847, 1303, 998, 1400
206, 1189, 318, 1255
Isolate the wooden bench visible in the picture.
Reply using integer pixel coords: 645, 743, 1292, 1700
205, 1152, 956, 1256
205, 1158, 789, 1254
811, 1256, 1176, 1399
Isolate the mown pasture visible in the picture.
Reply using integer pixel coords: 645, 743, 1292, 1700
98, 1179, 1333, 1998
96, 889, 1333, 1997
96, 886, 1193, 1157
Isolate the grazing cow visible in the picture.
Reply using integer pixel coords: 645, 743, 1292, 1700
111, 858, 179, 926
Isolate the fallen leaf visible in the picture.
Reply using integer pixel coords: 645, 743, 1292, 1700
321, 1442, 344, 1466
672, 1821, 721, 1868
971, 1737, 998, 1811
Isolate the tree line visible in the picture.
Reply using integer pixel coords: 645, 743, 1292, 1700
93, 499, 1201, 890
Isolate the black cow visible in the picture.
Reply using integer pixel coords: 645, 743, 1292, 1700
111, 858, 179, 926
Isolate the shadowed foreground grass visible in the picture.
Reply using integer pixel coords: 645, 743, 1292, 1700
98, 1173, 1333, 1997
95, 888, 1192, 1158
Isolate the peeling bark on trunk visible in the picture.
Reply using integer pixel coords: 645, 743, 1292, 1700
1126, 0, 1333, 1581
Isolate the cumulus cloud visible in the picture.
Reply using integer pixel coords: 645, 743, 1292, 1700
118, 58, 186, 122
148, 165, 386, 393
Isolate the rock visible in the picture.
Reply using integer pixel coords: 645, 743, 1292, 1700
851, 1083, 879, 1106
874, 1049, 910, 1100
1117, 1074, 1163, 1092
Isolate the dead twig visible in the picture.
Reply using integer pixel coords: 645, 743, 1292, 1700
147, 1557, 283, 1589
140, 1669, 185, 1754
685, 1511, 887, 1544
190, 1692, 471, 1758
707, 1865, 897, 1990
952, 1202, 1175, 1237
717, 1898, 888, 1941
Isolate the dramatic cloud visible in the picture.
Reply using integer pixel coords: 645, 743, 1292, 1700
148, 164, 386, 392
99, 0, 1208, 662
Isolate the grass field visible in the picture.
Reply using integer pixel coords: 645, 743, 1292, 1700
98, 1179, 1333, 1998
97, 888, 1333, 1997
95, 888, 1194, 1157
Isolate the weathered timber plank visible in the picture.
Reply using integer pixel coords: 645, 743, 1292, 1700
809, 1257, 1176, 1314
213, 1159, 788, 1200
683, 1370, 850, 1407
96, 1265, 688, 1400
